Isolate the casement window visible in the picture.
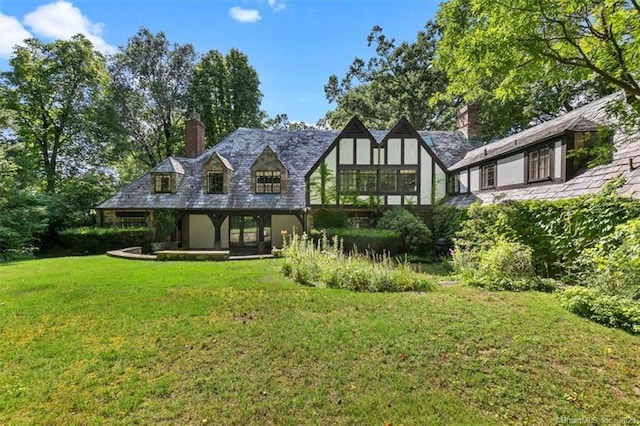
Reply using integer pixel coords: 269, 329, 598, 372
379, 170, 397, 191
528, 147, 551, 182
379, 169, 418, 193
154, 174, 172, 193
207, 171, 224, 194
481, 163, 495, 189
399, 170, 417, 192
358, 170, 377, 192
339, 170, 357, 192
448, 174, 461, 194
255, 170, 281, 194
117, 212, 147, 228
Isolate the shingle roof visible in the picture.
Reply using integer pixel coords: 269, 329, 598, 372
98, 128, 341, 211
97, 123, 475, 211
449, 92, 621, 171
152, 157, 185, 174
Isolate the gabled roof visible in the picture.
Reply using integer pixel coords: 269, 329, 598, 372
449, 92, 621, 171
98, 128, 340, 211
97, 117, 476, 212
207, 152, 234, 172
250, 145, 288, 171
152, 157, 184, 174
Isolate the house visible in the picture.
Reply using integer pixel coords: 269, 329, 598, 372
97, 92, 640, 253
97, 113, 473, 253
447, 92, 640, 206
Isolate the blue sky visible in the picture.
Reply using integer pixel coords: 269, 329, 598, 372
0, 0, 440, 124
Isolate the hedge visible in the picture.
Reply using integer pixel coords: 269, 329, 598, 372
58, 227, 154, 255
320, 228, 404, 255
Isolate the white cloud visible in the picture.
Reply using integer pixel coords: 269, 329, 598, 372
229, 6, 261, 23
0, 14, 33, 58
268, 0, 286, 12
23, 0, 115, 54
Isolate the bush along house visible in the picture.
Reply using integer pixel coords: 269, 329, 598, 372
97, 91, 640, 253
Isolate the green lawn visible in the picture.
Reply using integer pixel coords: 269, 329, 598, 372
1, 256, 639, 424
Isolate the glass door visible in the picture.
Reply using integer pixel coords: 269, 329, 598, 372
229, 216, 258, 248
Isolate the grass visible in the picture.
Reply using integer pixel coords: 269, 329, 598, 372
1, 256, 639, 424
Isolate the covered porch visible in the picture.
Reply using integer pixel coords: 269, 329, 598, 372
172, 209, 307, 255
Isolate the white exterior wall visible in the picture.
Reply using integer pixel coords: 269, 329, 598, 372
325, 148, 337, 173
339, 138, 353, 165
309, 167, 322, 204
378, 148, 385, 165
272, 215, 302, 248
387, 138, 401, 165
554, 140, 563, 179
189, 214, 214, 249
434, 165, 447, 201
459, 170, 469, 192
419, 147, 432, 205
356, 138, 371, 165
497, 153, 525, 187
470, 166, 480, 191
387, 195, 402, 205
404, 138, 418, 165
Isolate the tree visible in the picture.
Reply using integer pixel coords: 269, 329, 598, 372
263, 113, 317, 130
1, 35, 110, 194
187, 49, 263, 145
434, 0, 639, 113
108, 28, 196, 168
324, 23, 456, 130
0, 143, 47, 253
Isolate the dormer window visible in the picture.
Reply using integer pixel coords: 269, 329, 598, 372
208, 171, 224, 194
154, 174, 172, 193
256, 170, 281, 194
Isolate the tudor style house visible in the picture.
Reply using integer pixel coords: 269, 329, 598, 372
97, 113, 474, 253
97, 91, 640, 253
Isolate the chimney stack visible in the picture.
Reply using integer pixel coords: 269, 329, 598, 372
185, 113, 205, 158
457, 104, 480, 140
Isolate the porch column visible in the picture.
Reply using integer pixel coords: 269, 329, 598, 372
255, 214, 267, 254
207, 213, 227, 250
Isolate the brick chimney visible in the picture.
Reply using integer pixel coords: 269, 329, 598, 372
457, 104, 480, 140
185, 113, 205, 158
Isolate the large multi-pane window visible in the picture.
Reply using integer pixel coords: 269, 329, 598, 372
339, 170, 357, 192
358, 170, 377, 192
154, 174, 172, 193
399, 170, 417, 192
117, 212, 147, 228
255, 170, 281, 194
379, 170, 397, 191
528, 147, 551, 181
379, 169, 418, 193
207, 171, 224, 193
481, 164, 495, 189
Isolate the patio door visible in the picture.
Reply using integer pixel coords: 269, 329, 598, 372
229, 216, 258, 248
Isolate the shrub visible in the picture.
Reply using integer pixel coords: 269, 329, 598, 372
560, 287, 640, 334
454, 180, 640, 277
312, 209, 348, 229
453, 239, 555, 292
324, 228, 404, 255
0, 247, 37, 263
58, 227, 154, 255
280, 232, 436, 292
574, 218, 640, 300
432, 203, 468, 254
376, 208, 433, 257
